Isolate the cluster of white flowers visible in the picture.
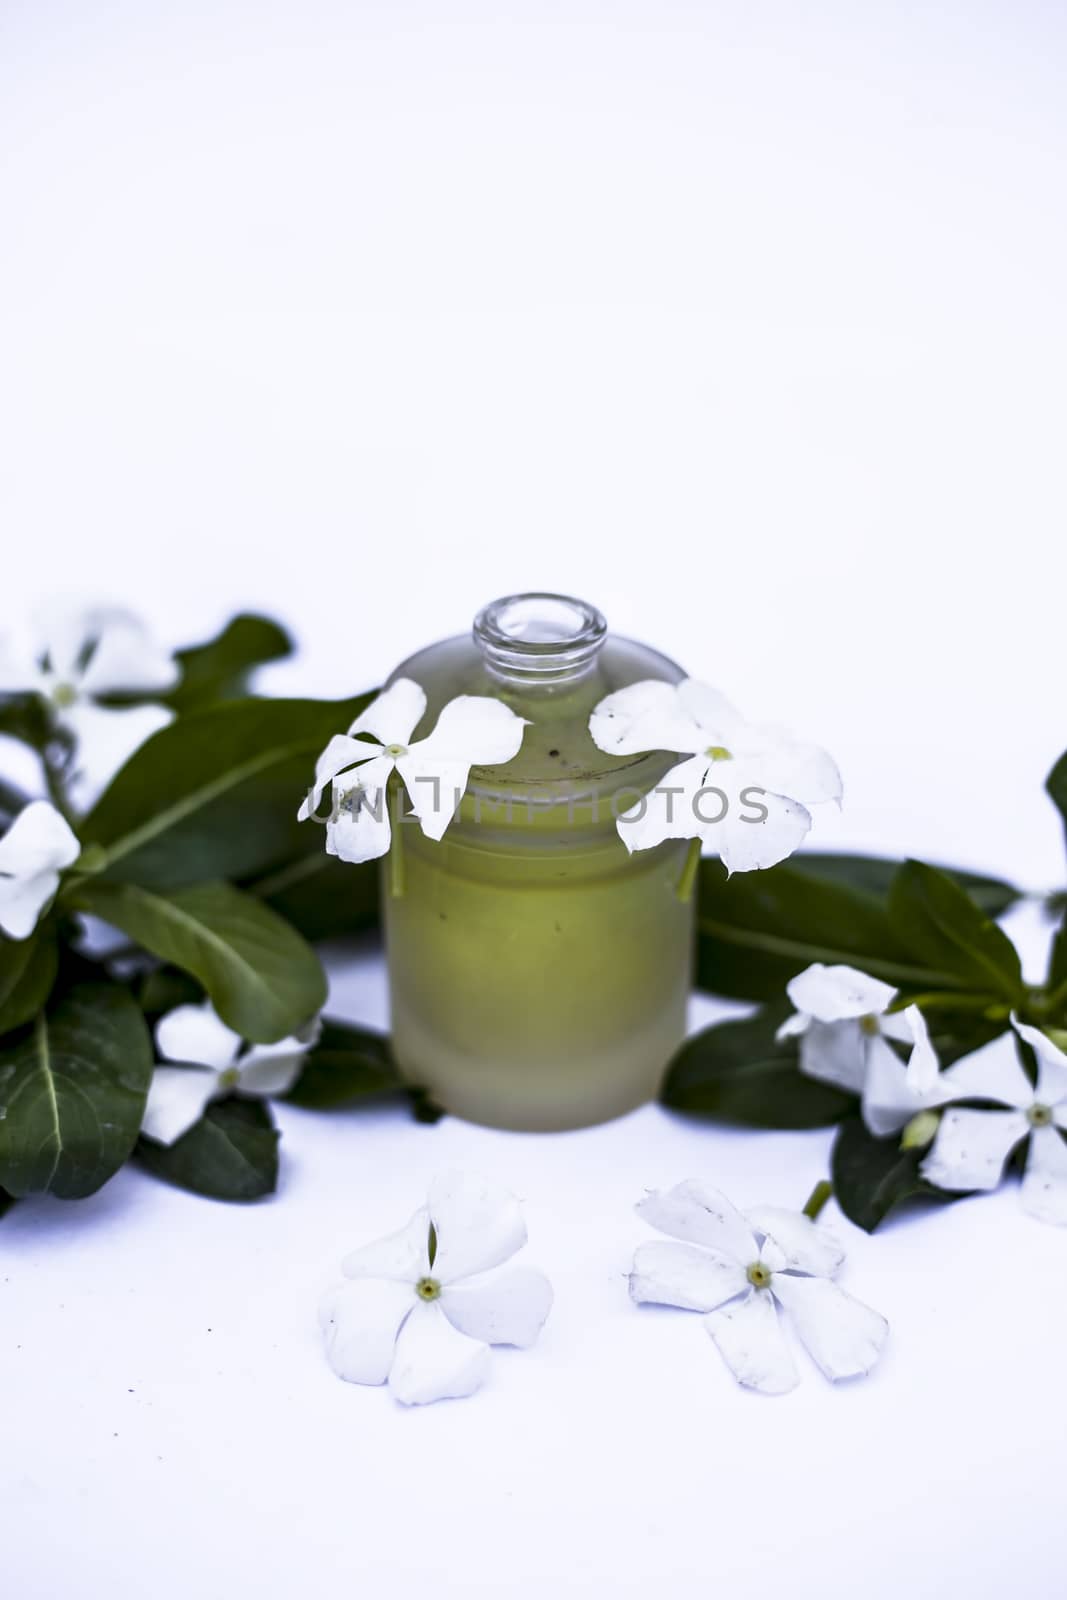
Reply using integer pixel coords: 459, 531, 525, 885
783, 962, 1067, 1226
299, 676, 840, 871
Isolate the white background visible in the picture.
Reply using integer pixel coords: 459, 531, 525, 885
2, 3, 1066, 1596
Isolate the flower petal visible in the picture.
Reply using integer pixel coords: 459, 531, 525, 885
76, 608, 179, 695
613, 755, 708, 852
388, 1301, 490, 1405
745, 734, 842, 807
704, 1289, 799, 1394
746, 1207, 845, 1278
1020, 1126, 1067, 1225
237, 1037, 310, 1097
785, 963, 896, 1024
629, 1240, 748, 1311
349, 678, 427, 746
342, 1206, 431, 1282
411, 695, 527, 766
589, 679, 706, 758
770, 1273, 888, 1382
716, 788, 813, 874
393, 753, 468, 843
156, 1002, 242, 1070
797, 1019, 867, 1094
427, 1171, 527, 1283
141, 1066, 219, 1144
1012, 1018, 1067, 1108
0, 799, 81, 879
324, 756, 395, 863
920, 1107, 1029, 1192
319, 1277, 415, 1385
0, 801, 80, 940
297, 733, 384, 820
675, 680, 750, 747
862, 1033, 955, 1138
902, 1005, 940, 1095
941, 1031, 1033, 1110
635, 1181, 757, 1262
441, 1264, 553, 1347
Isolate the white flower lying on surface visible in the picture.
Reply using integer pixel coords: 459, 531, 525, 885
141, 1001, 321, 1145
298, 678, 527, 864
920, 1019, 1067, 1225
630, 1181, 888, 1395
0, 800, 81, 940
779, 963, 953, 1136
0, 604, 178, 810
588, 678, 841, 872
320, 1171, 553, 1405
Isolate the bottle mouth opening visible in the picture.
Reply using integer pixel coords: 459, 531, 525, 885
473, 592, 607, 683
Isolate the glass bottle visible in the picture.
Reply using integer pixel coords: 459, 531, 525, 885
383, 592, 693, 1131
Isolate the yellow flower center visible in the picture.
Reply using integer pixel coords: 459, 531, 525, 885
746, 1261, 773, 1289
1028, 1103, 1054, 1128
415, 1276, 442, 1302
705, 745, 733, 761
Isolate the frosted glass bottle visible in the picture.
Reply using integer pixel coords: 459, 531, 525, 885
383, 593, 693, 1131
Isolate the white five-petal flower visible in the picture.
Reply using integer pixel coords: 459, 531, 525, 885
587, 679, 841, 871
0, 800, 81, 940
0, 604, 178, 810
298, 678, 527, 864
320, 1172, 553, 1405
630, 1181, 888, 1394
920, 1019, 1067, 1225
780, 963, 952, 1136
141, 1001, 321, 1145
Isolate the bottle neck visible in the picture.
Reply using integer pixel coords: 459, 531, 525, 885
473, 592, 607, 688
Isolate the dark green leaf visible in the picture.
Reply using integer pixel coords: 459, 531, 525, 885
1047, 747, 1067, 834
249, 851, 380, 942
81, 693, 374, 891
285, 1020, 401, 1108
0, 692, 54, 751
0, 1186, 14, 1218
0, 775, 30, 828
0, 981, 153, 1199
73, 879, 326, 1043
695, 858, 962, 1002
661, 1008, 853, 1127
136, 1097, 278, 1200
137, 965, 204, 1017
0, 927, 59, 1035
888, 860, 1024, 1001
163, 614, 294, 715
831, 1117, 957, 1232
791, 853, 1020, 918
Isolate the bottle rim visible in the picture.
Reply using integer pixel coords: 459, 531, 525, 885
473, 592, 608, 683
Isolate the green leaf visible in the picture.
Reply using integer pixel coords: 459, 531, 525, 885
831, 1116, 956, 1232
888, 860, 1024, 1001
81, 693, 374, 891
137, 965, 204, 1017
0, 927, 59, 1035
0, 981, 153, 1199
791, 853, 1020, 918
73, 879, 326, 1043
136, 1097, 278, 1200
249, 852, 380, 942
661, 1009, 853, 1128
285, 1020, 401, 1108
695, 858, 963, 1003
164, 614, 294, 715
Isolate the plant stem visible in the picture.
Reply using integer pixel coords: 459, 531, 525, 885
802, 1179, 833, 1221
675, 838, 702, 903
